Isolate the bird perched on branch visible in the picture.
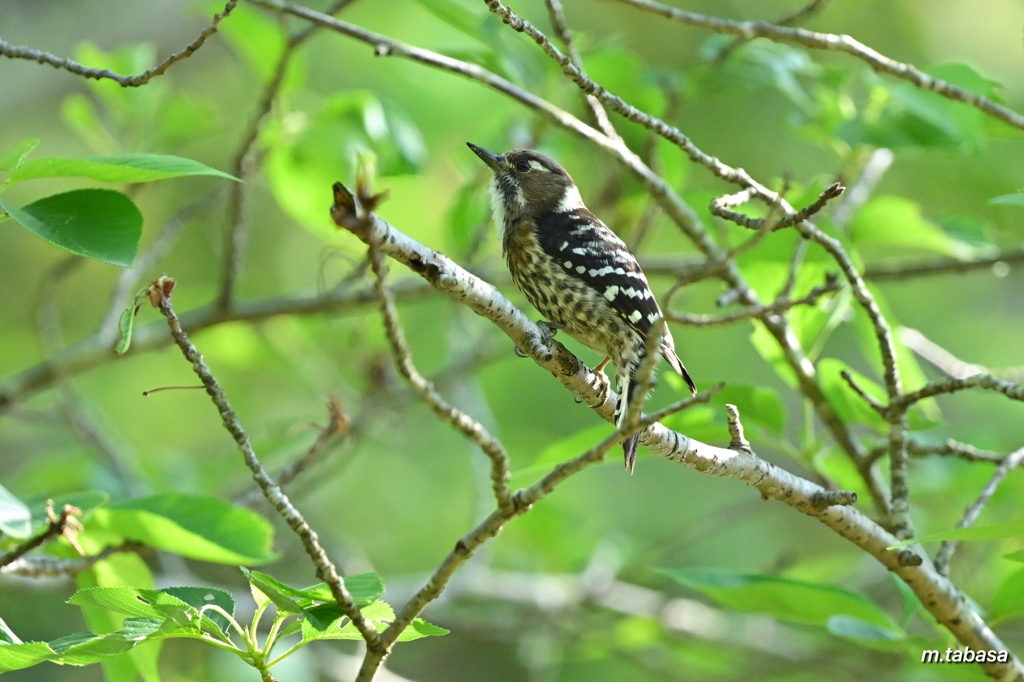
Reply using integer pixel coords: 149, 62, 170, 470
468, 142, 696, 473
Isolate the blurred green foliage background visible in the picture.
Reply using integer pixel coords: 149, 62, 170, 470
2, 0, 1024, 680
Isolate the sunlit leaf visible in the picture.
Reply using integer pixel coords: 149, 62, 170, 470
87, 493, 277, 564
711, 384, 785, 436
891, 519, 1024, 547
850, 196, 976, 259
0, 189, 142, 267
991, 568, 1024, 623
826, 615, 907, 651
9, 154, 237, 185
298, 572, 385, 607
0, 138, 40, 171
0, 483, 32, 539
989, 193, 1024, 207
660, 568, 902, 635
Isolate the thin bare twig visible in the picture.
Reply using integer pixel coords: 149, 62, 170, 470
332, 183, 515, 512
890, 374, 1024, 412
99, 192, 219, 343
831, 148, 894, 229
907, 439, 1004, 465
0, 542, 140, 577
667, 277, 840, 327
219, 0, 359, 310
147, 276, 382, 650
0, 277, 433, 413
0, 503, 83, 569
865, 248, 1024, 281
543, 0, 622, 142
612, 0, 1024, 132
235, 398, 351, 507
934, 446, 1024, 576
709, 182, 846, 232
0, 1, 239, 87
714, 0, 833, 62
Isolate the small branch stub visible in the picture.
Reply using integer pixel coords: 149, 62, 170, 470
810, 489, 858, 510
725, 403, 752, 452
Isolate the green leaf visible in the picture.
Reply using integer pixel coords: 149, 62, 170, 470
817, 359, 887, 432
399, 618, 450, 641
0, 138, 39, 171
0, 618, 175, 673
0, 482, 32, 539
891, 519, 1024, 548
850, 196, 976, 259
219, 2, 288, 82
838, 63, 1000, 149
659, 568, 902, 634
826, 615, 906, 650
161, 586, 235, 634
241, 569, 304, 613
0, 616, 22, 645
87, 492, 277, 564
989, 193, 1024, 207
264, 91, 426, 238
511, 423, 610, 482
711, 385, 785, 436
301, 600, 393, 641
70, 586, 231, 635
445, 180, 490, 254
298, 572, 385, 607
115, 303, 138, 355
9, 154, 238, 185
407, 0, 489, 44
0, 641, 56, 673
76, 552, 158, 682
299, 599, 445, 643
0, 189, 142, 267
991, 568, 1024, 623
692, 38, 819, 111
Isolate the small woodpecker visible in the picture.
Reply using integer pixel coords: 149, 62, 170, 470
468, 142, 696, 473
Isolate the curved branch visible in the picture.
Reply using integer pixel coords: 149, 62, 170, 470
328, 185, 1022, 680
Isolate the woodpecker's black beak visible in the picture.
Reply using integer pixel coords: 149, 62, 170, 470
467, 142, 502, 172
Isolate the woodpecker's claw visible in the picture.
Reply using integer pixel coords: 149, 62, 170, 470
516, 320, 562, 358
536, 319, 560, 341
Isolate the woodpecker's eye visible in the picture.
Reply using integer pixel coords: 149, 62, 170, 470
515, 160, 532, 173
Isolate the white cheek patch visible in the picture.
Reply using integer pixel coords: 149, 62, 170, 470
555, 183, 585, 213
488, 180, 507, 240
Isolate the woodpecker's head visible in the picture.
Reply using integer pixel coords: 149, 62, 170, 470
467, 143, 585, 235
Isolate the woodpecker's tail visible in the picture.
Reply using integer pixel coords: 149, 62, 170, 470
617, 376, 642, 474
662, 343, 697, 396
